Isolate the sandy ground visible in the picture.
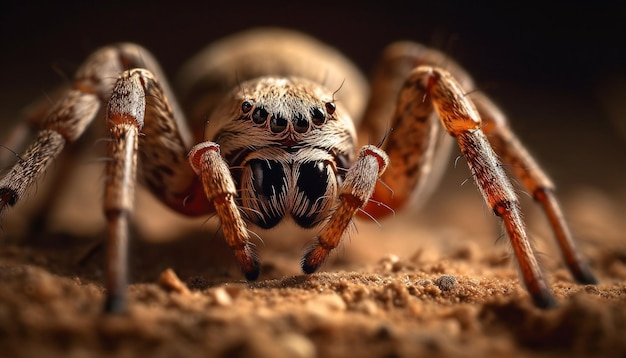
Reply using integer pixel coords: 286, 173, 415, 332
1, 162, 625, 357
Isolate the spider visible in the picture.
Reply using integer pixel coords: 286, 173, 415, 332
0, 28, 596, 313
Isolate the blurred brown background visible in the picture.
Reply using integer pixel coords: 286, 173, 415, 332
1, 0, 624, 195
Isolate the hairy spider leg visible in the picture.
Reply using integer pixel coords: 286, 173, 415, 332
301, 145, 388, 272
474, 93, 597, 285
1, 44, 213, 313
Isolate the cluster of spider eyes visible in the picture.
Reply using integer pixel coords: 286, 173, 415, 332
240, 100, 336, 133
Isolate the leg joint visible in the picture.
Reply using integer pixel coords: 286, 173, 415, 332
493, 200, 517, 217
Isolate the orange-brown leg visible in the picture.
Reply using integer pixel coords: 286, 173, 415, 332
360, 42, 472, 217
367, 56, 557, 307
188, 142, 260, 281
427, 66, 555, 307
474, 93, 597, 285
301, 145, 389, 273
360, 40, 589, 307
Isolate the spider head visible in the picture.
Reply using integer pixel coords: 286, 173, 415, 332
201, 77, 358, 230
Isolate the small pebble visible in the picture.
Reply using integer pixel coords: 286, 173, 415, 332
158, 268, 191, 295
209, 287, 233, 306
434, 275, 458, 291
584, 285, 600, 295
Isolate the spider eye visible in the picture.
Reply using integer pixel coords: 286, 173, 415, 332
241, 100, 253, 114
270, 114, 288, 133
311, 107, 326, 126
293, 112, 309, 133
325, 102, 336, 115
252, 107, 269, 124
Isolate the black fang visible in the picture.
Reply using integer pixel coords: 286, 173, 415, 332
293, 161, 331, 228
249, 159, 286, 228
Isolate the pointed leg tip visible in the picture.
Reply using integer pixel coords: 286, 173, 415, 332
235, 246, 261, 281
103, 295, 127, 314
243, 263, 261, 281
301, 259, 319, 275
301, 244, 327, 274
574, 268, 598, 286
532, 291, 558, 310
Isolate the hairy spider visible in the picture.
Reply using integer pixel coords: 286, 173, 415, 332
0, 28, 596, 313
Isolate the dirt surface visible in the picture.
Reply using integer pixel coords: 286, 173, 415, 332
1, 175, 625, 358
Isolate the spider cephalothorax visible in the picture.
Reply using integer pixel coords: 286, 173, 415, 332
208, 77, 357, 230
